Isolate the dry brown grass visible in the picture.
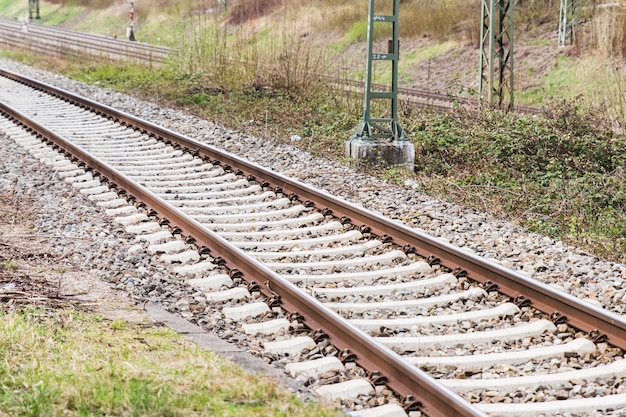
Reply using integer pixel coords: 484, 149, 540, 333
585, 3, 626, 58
226, 0, 284, 24
47, 0, 111, 9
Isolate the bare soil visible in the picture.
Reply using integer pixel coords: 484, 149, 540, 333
0, 188, 149, 322
339, 27, 564, 100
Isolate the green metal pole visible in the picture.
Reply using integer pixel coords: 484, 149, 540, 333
28, 0, 40, 20
488, 0, 496, 105
361, 0, 375, 139
478, 0, 487, 103
478, 0, 514, 111
353, 0, 405, 142
391, 0, 400, 132
507, 0, 514, 109
558, 0, 576, 47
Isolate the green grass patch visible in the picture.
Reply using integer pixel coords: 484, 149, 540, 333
519, 54, 582, 105
72, 12, 127, 40
345, 20, 368, 44
0, 0, 80, 24
38, 5, 84, 27
395, 41, 456, 85
66, 63, 174, 97
0, 0, 29, 19
1, 260, 19, 271
331, 20, 371, 53
519, 54, 626, 117
0, 308, 344, 417
409, 101, 626, 262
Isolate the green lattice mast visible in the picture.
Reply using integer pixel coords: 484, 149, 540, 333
478, 0, 514, 111
28, 0, 40, 20
352, 0, 405, 142
558, 0, 577, 47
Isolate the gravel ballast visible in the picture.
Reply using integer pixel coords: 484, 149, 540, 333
4, 58, 623, 314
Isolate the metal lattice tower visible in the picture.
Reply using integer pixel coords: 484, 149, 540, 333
28, 0, 40, 20
558, 0, 577, 47
478, 0, 514, 111
352, 0, 406, 142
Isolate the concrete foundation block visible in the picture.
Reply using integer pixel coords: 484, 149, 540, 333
346, 137, 415, 172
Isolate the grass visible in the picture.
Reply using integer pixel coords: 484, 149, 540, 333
1, 260, 19, 271
0, 0, 27, 20
72, 10, 128, 40
0, 308, 343, 417
35, 4, 83, 26
0, 0, 93, 27
519, 54, 626, 119
519, 55, 597, 105
409, 101, 626, 261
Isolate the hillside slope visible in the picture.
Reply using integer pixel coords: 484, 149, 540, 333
1, 0, 617, 109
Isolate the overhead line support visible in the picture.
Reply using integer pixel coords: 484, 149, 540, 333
28, 0, 40, 20
346, 0, 414, 171
558, 0, 577, 47
478, 0, 514, 111
355, 0, 405, 142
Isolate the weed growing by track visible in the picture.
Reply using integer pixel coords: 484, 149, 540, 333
408, 100, 626, 262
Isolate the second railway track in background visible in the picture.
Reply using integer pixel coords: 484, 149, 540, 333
0, 16, 539, 116
0, 17, 171, 64
1, 68, 626, 417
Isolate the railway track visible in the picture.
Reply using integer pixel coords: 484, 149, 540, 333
1, 68, 626, 417
0, 17, 171, 64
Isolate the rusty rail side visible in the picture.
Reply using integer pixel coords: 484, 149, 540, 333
4, 69, 625, 350
0, 84, 487, 417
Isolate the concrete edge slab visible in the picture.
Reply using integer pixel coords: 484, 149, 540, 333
143, 302, 306, 393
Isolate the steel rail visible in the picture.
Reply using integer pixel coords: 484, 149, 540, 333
0, 17, 171, 53
0, 91, 487, 417
0, 17, 171, 64
0, 34, 166, 64
4, 69, 625, 351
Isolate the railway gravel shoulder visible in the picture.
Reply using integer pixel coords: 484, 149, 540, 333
0, 57, 621, 318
